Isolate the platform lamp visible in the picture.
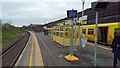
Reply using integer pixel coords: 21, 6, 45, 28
91, 1, 109, 67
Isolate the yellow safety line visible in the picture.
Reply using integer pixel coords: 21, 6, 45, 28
29, 33, 34, 68
87, 42, 112, 51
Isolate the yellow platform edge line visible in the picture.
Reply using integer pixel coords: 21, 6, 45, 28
87, 42, 112, 51
29, 32, 34, 67
29, 31, 44, 66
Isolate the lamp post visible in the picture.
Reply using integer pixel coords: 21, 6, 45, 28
94, 10, 98, 67
78, 0, 85, 50
91, 1, 109, 67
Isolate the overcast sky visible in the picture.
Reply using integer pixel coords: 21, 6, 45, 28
1, 0, 97, 27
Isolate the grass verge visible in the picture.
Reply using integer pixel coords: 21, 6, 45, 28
2, 25, 23, 48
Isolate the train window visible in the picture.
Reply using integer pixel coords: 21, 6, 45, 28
56, 32, 59, 36
54, 32, 56, 35
57, 29, 59, 31
66, 28, 68, 31
88, 29, 94, 35
65, 32, 68, 36
60, 32, 63, 37
82, 29, 86, 34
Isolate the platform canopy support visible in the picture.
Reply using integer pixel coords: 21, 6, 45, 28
91, 1, 109, 67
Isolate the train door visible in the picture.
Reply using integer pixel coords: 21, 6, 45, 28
98, 27, 108, 44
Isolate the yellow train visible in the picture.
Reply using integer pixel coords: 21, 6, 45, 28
51, 22, 120, 46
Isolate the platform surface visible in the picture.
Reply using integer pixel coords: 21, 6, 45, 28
15, 31, 44, 67
35, 32, 114, 67
14, 32, 115, 67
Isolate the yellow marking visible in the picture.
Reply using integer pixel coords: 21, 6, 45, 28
87, 42, 112, 51
29, 32, 34, 68
64, 54, 79, 62
29, 31, 44, 66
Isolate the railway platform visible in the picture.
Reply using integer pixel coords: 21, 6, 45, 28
35, 32, 114, 67
15, 31, 44, 67
13, 32, 116, 67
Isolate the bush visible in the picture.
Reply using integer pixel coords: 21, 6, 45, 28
2, 23, 23, 48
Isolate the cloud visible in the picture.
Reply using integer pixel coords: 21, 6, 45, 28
2, 0, 119, 2
2, 2, 93, 27
1, 0, 97, 2
0, 3, 2, 19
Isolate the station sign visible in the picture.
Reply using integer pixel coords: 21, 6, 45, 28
79, 15, 87, 21
79, 15, 87, 24
67, 10, 77, 18
76, 20, 87, 24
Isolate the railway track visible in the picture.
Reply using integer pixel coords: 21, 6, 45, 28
2, 33, 25, 55
1, 31, 30, 67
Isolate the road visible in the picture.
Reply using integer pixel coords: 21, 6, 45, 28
35, 32, 113, 67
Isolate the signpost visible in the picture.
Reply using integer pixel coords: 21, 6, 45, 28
64, 9, 79, 62
67, 10, 77, 18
